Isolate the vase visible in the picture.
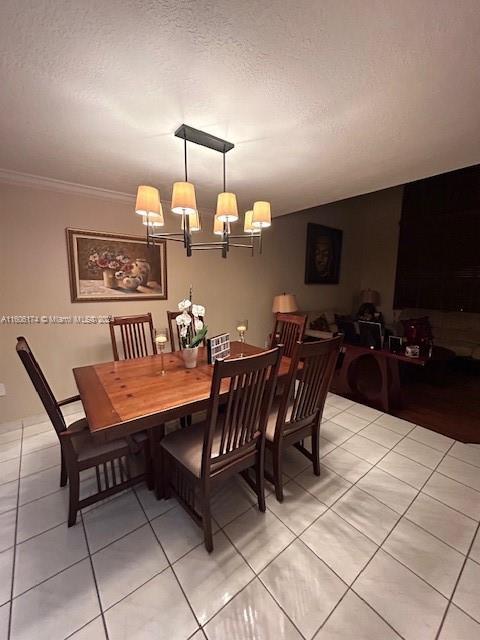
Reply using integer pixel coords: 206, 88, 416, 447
102, 269, 119, 289
181, 346, 199, 369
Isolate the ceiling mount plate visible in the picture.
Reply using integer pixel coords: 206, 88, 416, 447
174, 124, 234, 154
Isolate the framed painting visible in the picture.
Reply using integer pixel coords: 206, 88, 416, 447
67, 228, 167, 302
304, 223, 342, 284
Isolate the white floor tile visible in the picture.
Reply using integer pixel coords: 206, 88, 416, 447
295, 466, 351, 506
19, 446, 60, 478
320, 420, 353, 446
134, 484, 176, 521
439, 603, 480, 639
357, 467, 418, 514
281, 446, 311, 478
438, 456, 480, 492
266, 481, 327, 535
0, 457, 20, 485
0, 602, 10, 640
361, 423, 404, 448
408, 426, 454, 453
16, 490, 69, 543
0, 509, 17, 552
260, 539, 347, 639
423, 472, 480, 521
205, 577, 302, 640
318, 437, 336, 457
406, 493, 477, 554
224, 507, 295, 573
394, 438, 444, 469
321, 448, 372, 483
151, 505, 218, 564
374, 414, 415, 436
301, 510, 377, 585
315, 590, 401, 639
0, 547, 13, 605
333, 486, 399, 544
105, 567, 198, 640
0, 426, 22, 444
470, 529, 480, 563
174, 530, 254, 625
92, 524, 167, 610
330, 411, 369, 433
321, 404, 343, 420
21, 430, 58, 456
18, 465, 63, 506
384, 518, 464, 597
0, 440, 21, 463
449, 442, 480, 469
83, 492, 147, 553
341, 434, 389, 464
0, 480, 18, 515
210, 477, 258, 527
378, 451, 432, 489
345, 403, 383, 422
14, 522, 87, 596
10, 559, 100, 640
68, 617, 107, 639
326, 395, 355, 411
453, 558, 480, 623
353, 550, 448, 640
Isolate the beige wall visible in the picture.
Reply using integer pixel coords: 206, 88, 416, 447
0, 181, 378, 424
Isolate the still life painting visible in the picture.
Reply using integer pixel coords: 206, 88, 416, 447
67, 229, 167, 302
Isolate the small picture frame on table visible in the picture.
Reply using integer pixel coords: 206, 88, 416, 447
388, 336, 403, 354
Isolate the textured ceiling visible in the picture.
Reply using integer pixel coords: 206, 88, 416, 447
1, 0, 479, 216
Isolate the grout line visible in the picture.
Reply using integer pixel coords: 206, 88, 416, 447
7, 418, 24, 640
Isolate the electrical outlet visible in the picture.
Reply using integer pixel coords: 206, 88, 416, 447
0, 384, 6, 396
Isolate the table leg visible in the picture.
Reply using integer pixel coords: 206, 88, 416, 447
149, 425, 165, 500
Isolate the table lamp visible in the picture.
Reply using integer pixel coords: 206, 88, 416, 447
272, 293, 298, 314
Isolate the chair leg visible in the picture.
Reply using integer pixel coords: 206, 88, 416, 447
256, 452, 266, 512
162, 451, 171, 499
202, 493, 213, 552
273, 444, 284, 502
68, 471, 80, 527
312, 428, 321, 476
144, 439, 154, 491
60, 452, 67, 487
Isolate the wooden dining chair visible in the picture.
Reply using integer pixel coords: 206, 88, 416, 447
265, 336, 343, 501
109, 313, 157, 360
167, 310, 206, 352
16, 337, 152, 526
160, 347, 283, 552
269, 312, 307, 358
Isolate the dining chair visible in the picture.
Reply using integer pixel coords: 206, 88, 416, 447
109, 313, 157, 360
265, 336, 343, 501
160, 347, 283, 552
269, 312, 307, 358
167, 310, 206, 352
16, 337, 152, 526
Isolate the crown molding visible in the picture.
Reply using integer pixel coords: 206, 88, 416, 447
0, 168, 136, 204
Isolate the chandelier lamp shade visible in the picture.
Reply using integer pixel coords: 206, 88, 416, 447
134, 124, 271, 258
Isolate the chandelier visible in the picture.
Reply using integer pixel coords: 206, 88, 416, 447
135, 124, 271, 258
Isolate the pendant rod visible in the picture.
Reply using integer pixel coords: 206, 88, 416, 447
184, 134, 188, 182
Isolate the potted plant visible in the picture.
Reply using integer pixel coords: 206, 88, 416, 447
176, 297, 207, 369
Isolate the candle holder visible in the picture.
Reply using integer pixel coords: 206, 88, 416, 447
154, 328, 169, 375
236, 319, 248, 357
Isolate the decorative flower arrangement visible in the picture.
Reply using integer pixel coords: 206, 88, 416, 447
87, 250, 131, 274
87, 249, 150, 291
176, 295, 208, 349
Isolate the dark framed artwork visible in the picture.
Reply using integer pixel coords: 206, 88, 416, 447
304, 223, 342, 284
67, 228, 167, 302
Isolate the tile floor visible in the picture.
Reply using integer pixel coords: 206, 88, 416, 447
1, 394, 480, 640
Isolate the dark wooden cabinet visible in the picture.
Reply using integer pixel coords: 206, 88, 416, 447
394, 165, 480, 312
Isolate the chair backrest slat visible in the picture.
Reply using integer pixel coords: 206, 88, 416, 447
16, 336, 67, 436
201, 347, 282, 477
275, 336, 343, 438
270, 313, 307, 358
166, 310, 206, 351
109, 313, 156, 361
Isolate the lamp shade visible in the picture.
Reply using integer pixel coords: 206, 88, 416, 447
171, 182, 197, 215
272, 293, 298, 313
216, 192, 239, 222
252, 201, 271, 228
213, 215, 225, 235
181, 210, 201, 232
244, 210, 260, 234
360, 289, 380, 305
142, 211, 164, 227
135, 185, 161, 216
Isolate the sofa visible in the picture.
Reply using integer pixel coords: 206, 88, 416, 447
398, 309, 480, 360
303, 309, 346, 340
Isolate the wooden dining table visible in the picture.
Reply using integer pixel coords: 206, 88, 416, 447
73, 341, 291, 443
